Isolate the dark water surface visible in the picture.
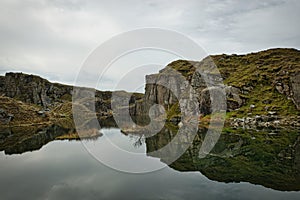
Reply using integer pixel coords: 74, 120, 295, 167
0, 123, 300, 200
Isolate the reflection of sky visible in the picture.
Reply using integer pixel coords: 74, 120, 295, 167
0, 131, 300, 200
82, 128, 167, 173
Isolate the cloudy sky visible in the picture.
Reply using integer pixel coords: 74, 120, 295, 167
0, 0, 299, 91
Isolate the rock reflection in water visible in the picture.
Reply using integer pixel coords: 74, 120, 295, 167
1, 117, 300, 192
0, 125, 101, 155
145, 125, 300, 191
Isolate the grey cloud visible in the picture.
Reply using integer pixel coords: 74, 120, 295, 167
0, 0, 299, 90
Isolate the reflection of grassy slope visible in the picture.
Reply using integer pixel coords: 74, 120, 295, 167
55, 128, 101, 140
0, 124, 82, 154
169, 128, 300, 191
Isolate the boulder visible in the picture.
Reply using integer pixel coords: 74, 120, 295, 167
0, 109, 14, 124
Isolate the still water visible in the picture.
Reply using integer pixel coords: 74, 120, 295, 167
0, 123, 300, 200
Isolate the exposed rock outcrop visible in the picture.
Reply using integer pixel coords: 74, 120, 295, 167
0, 72, 73, 108
137, 48, 300, 128
140, 60, 244, 120
0, 108, 14, 124
0, 72, 144, 124
0, 48, 299, 129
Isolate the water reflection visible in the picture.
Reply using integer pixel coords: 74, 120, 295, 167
0, 125, 100, 155
0, 119, 300, 192
145, 125, 300, 191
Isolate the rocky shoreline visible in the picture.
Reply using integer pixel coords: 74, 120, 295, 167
230, 114, 300, 129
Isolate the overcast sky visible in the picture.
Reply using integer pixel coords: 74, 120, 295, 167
0, 0, 299, 92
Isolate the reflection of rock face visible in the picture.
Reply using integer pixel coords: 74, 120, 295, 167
0, 125, 72, 155
145, 125, 300, 191
294, 136, 300, 173
0, 125, 71, 154
0, 124, 102, 155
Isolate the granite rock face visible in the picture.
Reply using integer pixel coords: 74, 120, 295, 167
140, 60, 241, 120
137, 49, 300, 124
0, 72, 73, 108
0, 73, 144, 119
274, 72, 300, 110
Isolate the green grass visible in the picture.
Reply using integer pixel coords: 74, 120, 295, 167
164, 48, 300, 121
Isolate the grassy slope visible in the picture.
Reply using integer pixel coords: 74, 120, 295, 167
212, 48, 300, 117
0, 96, 49, 126
166, 48, 300, 120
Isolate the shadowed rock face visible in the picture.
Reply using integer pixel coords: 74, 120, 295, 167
145, 125, 300, 191
0, 72, 73, 108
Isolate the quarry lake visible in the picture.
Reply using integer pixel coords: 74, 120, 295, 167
0, 122, 300, 200
0, 48, 299, 199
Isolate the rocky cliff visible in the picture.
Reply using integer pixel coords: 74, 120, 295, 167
140, 48, 300, 128
0, 72, 73, 108
0, 48, 299, 128
0, 72, 143, 126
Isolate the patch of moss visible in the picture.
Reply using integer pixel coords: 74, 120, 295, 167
167, 60, 196, 79
166, 102, 181, 121
60, 93, 72, 101
227, 84, 299, 118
